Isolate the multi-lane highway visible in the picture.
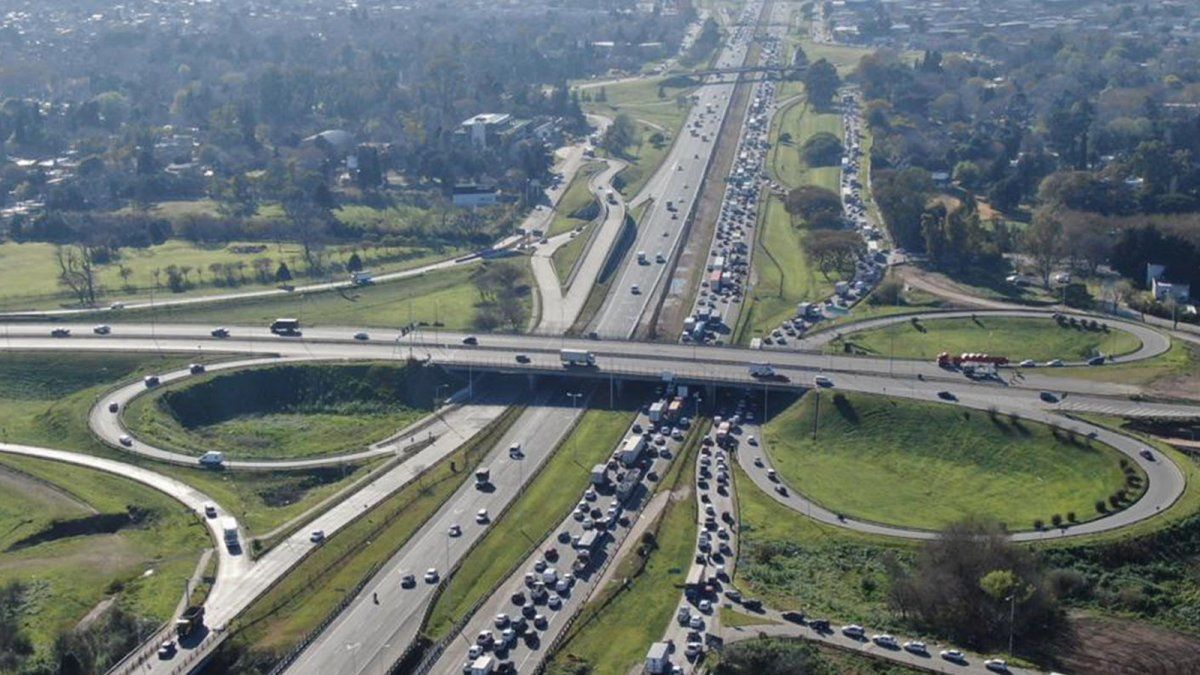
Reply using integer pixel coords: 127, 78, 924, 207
286, 393, 582, 675
425, 406, 685, 675
590, 1, 765, 338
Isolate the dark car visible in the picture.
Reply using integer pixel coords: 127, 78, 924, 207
210, 327, 229, 338
1088, 354, 1107, 366
462, 335, 478, 345
809, 618, 830, 632
515, 354, 531, 363
781, 611, 805, 624
937, 391, 956, 401
1039, 391, 1059, 403
51, 328, 71, 338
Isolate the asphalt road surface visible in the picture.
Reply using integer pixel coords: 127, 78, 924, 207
286, 392, 583, 675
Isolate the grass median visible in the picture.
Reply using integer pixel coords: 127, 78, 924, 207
218, 405, 524, 667
422, 403, 635, 640
548, 421, 705, 675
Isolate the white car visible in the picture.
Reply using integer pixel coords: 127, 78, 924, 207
1045, 359, 1064, 367
1019, 359, 1036, 367
872, 634, 898, 648
424, 568, 439, 583
475, 509, 489, 524
841, 624, 864, 638
940, 649, 965, 663
985, 659, 1009, 672
902, 640, 927, 654
630, 284, 641, 294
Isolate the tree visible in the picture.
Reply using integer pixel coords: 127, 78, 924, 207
347, 252, 364, 273
54, 244, 100, 306
803, 59, 840, 109
1024, 208, 1066, 289
888, 518, 1063, 651
601, 113, 638, 156
0, 582, 33, 672
800, 131, 843, 167
806, 230, 864, 279
275, 261, 293, 283
874, 168, 934, 250
714, 639, 827, 675
784, 185, 842, 228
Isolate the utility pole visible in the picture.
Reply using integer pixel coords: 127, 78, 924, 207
811, 391, 820, 440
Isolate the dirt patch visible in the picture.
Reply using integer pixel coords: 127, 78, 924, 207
7, 507, 152, 551
1056, 615, 1200, 674
0, 464, 96, 515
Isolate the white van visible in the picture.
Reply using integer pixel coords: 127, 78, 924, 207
199, 451, 225, 468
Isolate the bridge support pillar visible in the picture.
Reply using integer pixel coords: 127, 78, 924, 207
706, 383, 717, 402
527, 373, 538, 390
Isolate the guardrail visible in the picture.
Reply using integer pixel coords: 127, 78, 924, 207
403, 397, 599, 675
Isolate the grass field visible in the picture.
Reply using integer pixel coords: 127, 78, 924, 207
734, 462, 912, 626
1055, 341, 1197, 386
768, 98, 843, 191
123, 363, 449, 461
552, 229, 592, 286
738, 195, 838, 344
547, 162, 605, 237
223, 406, 522, 662
0, 453, 209, 655
763, 392, 1141, 532
423, 405, 634, 640
828, 316, 1142, 362
548, 424, 702, 675
108, 261, 529, 332
0, 238, 453, 311
583, 76, 698, 198
0, 352, 380, 538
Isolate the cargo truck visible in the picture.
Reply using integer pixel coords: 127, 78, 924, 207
560, 349, 596, 367
221, 517, 239, 549
270, 318, 301, 335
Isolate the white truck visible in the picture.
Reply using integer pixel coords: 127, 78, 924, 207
221, 517, 239, 549
560, 349, 596, 367
350, 270, 374, 285
748, 362, 775, 378
470, 655, 495, 675
475, 467, 491, 489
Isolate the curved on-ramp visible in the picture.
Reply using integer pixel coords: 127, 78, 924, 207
90, 355, 460, 470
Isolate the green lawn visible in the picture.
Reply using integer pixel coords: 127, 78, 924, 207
549, 425, 702, 675
1054, 341, 1197, 386
0, 454, 209, 656
0, 238, 453, 311
552, 229, 593, 286
763, 392, 1141, 532
547, 162, 605, 237
423, 405, 634, 640
123, 363, 450, 461
719, 605, 780, 628
582, 76, 698, 198
734, 462, 912, 627
109, 261, 530, 332
768, 98, 843, 191
737, 195, 837, 344
828, 316, 1142, 362
224, 406, 522, 660
0, 352, 382, 539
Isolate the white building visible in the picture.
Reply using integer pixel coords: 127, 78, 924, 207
452, 184, 499, 208
460, 113, 512, 148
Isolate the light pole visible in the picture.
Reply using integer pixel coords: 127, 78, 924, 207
1006, 592, 1016, 657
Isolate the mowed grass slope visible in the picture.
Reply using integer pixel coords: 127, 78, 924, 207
764, 392, 1139, 531
0, 454, 209, 653
830, 316, 1142, 362
547, 161, 605, 237
738, 195, 837, 344
424, 405, 634, 640
0, 352, 379, 539
768, 98, 843, 191
124, 363, 451, 461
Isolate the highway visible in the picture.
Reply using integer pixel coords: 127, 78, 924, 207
589, 1, 764, 339
424, 407, 686, 675
532, 158, 628, 334
102, 395, 512, 675
89, 355, 463, 469
286, 392, 583, 675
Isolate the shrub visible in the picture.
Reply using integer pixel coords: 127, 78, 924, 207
1095, 500, 1107, 514
1034, 518, 1045, 530
1051, 514, 1063, 527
